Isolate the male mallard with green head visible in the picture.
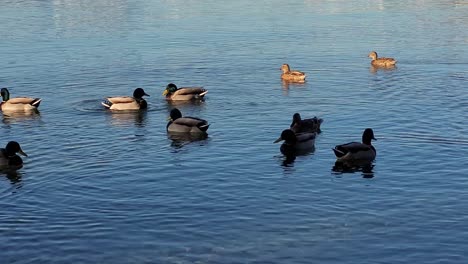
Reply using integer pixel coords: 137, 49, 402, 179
0, 88, 42, 112
280, 64, 306, 82
368, 51, 397, 67
274, 129, 316, 156
167, 108, 210, 134
0, 141, 27, 169
333, 128, 377, 162
102, 88, 149, 110
163, 83, 208, 101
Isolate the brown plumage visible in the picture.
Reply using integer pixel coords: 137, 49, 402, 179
368, 51, 397, 67
0, 88, 42, 112
280, 64, 306, 82
163, 83, 207, 101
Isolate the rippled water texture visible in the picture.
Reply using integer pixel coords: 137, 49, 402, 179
1, 0, 468, 263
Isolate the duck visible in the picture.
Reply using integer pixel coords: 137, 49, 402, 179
101, 88, 149, 110
274, 129, 316, 156
162, 83, 208, 101
333, 128, 376, 162
280, 64, 306, 82
290, 113, 323, 134
0, 88, 42, 112
368, 51, 397, 67
0, 141, 27, 169
167, 108, 210, 134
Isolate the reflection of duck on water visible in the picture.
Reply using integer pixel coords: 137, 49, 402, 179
107, 110, 147, 127
167, 132, 208, 149
332, 160, 374, 178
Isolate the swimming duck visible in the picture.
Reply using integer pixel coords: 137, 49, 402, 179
0, 88, 42, 112
101, 88, 149, 110
167, 108, 210, 134
368, 51, 397, 67
290, 113, 323, 134
0, 141, 27, 169
274, 129, 316, 156
163, 83, 208, 101
280, 64, 306, 82
333, 128, 376, 162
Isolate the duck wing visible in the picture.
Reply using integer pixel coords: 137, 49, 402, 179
174, 87, 207, 96
106, 96, 136, 104
7, 97, 42, 106
291, 117, 323, 133
296, 132, 316, 143
333, 142, 372, 157
174, 117, 209, 128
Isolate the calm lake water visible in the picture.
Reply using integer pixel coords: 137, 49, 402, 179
1, 0, 468, 263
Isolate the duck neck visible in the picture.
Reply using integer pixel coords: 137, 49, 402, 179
362, 138, 372, 145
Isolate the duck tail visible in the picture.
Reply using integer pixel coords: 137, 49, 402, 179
101, 100, 112, 109
199, 124, 210, 132
31, 98, 42, 107
332, 148, 345, 158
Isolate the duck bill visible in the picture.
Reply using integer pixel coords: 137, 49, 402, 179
273, 137, 283, 143
162, 90, 168, 96
18, 149, 28, 157
144, 92, 150, 97
167, 116, 172, 121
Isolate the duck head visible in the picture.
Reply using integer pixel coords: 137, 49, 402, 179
291, 113, 302, 126
133, 88, 149, 99
280, 64, 291, 73
163, 83, 178, 96
169, 108, 182, 121
368, 51, 378, 60
6, 141, 27, 157
1, 88, 10, 101
362, 128, 376, 145
274, 129, 297, 145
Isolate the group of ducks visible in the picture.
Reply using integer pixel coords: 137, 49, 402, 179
1, 51, 393, 170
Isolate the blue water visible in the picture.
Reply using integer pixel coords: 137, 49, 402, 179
1, 0, 468, 263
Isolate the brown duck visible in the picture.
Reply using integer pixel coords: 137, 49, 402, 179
280, 64, 306, 82
368, 51, 397, 67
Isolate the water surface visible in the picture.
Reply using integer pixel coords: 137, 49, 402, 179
1, 0, 468, 263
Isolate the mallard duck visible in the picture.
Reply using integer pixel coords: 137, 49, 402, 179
274, 129, 316, 156
290, 113, 323, 134
368, 51, 397, 67
102, 88, 149, 110
0, 88, 42, 112
280, 64, 306, 82
162, 83, 208, 101
0, 141, 27, 169
333, 128, 377, 162
167, 108, 210, 134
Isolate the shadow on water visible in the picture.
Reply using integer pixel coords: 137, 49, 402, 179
332, 160, 375, 178
167, 132, 209, 150
369, 65, 397, 74
278, 147, 315, 167
281, 80, 307, 95
2, 110, 42, 125
0, 167, 23, 185
105, 110, 148, 127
